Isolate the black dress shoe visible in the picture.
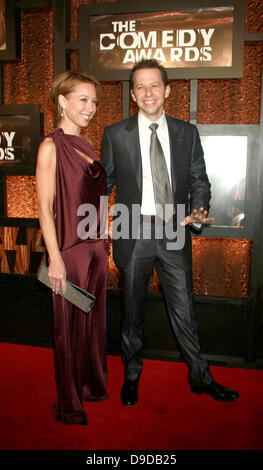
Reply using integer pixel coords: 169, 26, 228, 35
191, 380, 240, 402
121, 379, 139, 406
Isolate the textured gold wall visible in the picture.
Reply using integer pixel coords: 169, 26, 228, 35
4, 7, 54, 219
197, 42, 263, 124
1, 0, 262, 298
192, 238, 252, 298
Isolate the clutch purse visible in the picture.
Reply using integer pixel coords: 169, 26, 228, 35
37, 264, 95, 314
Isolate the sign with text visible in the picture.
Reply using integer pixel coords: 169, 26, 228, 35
79, 0, 245, 80
0, 0, 17, 61
0, 104, 40, 175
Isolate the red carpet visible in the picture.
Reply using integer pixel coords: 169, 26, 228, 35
0, 342, 263, 451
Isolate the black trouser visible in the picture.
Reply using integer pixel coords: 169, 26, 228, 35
117, 221, 212, 387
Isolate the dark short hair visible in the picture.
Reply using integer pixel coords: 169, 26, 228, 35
129, 59, 168, 87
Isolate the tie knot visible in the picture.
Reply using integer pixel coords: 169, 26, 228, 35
149, 123, 158, 133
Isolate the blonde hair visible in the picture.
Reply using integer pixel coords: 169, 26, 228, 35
50, 70, 99, 126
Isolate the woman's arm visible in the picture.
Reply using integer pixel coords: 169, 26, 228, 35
36, 138, 66, 294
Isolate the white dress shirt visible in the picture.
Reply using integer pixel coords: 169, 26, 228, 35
138, 112, 171, 215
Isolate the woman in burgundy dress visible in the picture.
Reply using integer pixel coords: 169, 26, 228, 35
36, 71, 109, 425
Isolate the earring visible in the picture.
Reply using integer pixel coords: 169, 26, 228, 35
61, 109, 64, 118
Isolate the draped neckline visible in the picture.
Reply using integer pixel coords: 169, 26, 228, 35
48, 127, 97, 166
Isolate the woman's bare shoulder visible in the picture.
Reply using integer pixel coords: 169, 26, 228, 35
39, 136, 56, 152
36, 137, 57, 171
37, 137, 56, 159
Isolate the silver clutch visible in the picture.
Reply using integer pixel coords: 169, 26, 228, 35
37, 264, 95, 314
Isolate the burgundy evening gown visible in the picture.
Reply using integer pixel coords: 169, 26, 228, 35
47, 128, 109, 425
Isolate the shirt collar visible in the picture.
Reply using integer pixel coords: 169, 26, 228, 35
138, 111, 167, 132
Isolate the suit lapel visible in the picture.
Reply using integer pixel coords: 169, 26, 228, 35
124, 113, 142, 193
166, 114, 184, 197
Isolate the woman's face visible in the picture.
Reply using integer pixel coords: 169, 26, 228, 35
59, 81, 97, 130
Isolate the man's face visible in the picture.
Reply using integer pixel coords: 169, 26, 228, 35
131, 68, 170, 122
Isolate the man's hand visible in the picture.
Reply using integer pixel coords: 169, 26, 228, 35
180, 207, 215, 226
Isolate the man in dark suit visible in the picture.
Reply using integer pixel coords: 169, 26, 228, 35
101, 59, 239, 406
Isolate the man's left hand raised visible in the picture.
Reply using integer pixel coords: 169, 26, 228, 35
180, 207, 214, 226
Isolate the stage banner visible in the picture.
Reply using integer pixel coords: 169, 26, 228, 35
79, 0, 245, 80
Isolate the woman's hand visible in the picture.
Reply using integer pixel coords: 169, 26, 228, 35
48, 256, 66, 295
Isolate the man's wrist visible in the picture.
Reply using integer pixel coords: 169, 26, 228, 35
191, 222, 202, 229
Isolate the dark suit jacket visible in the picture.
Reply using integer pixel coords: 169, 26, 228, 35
101, 112, 211, 268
